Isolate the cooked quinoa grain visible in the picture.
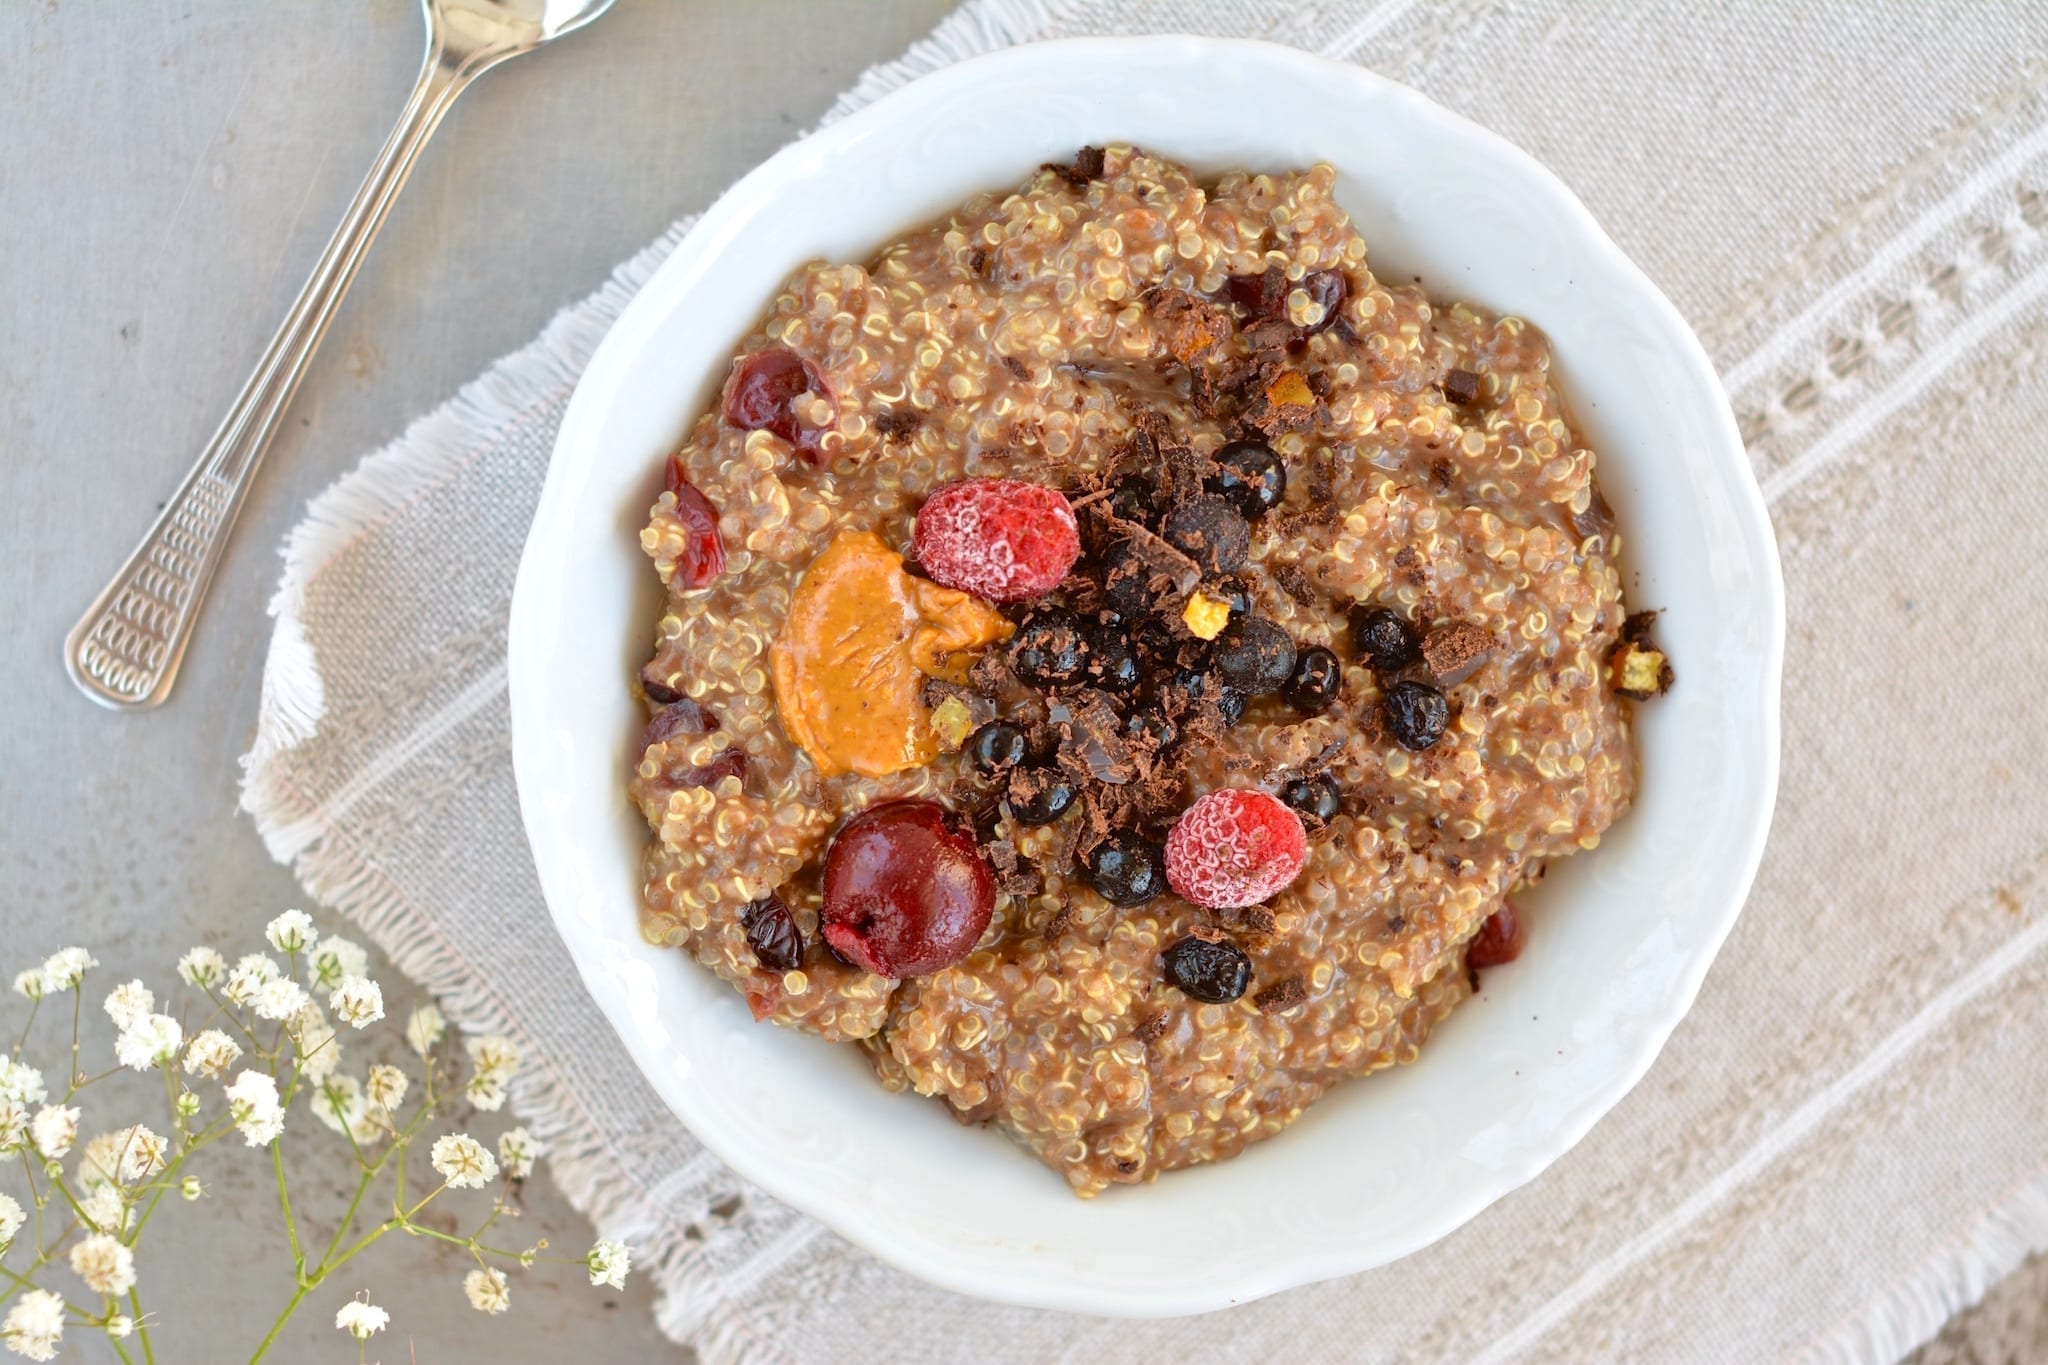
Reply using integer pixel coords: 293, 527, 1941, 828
633, 147, 1637, 1196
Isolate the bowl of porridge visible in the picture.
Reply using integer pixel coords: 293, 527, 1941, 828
508, 36, 1783, 1314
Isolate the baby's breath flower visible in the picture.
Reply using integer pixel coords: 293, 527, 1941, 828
430, 1133, 497, 1189
1, 1288, 66, 1361
176, 946, 228, 989
309, 1075, 367, 1140
79, 1184, 129, 1234
69, 1232, 137, 1296
404, 1003, 446, 1057
115, 1013, 183, 1071
102, 979, 154, 1030
330, 976, 385, 1029
265, 909, 317, 955
365, 1064, 409, 1111
180, 1176, 203, 1201
223, 953, 281, 1007
12, 967, 46, 1000
463, 1267, 510, 1315
467, 1074, 507, 1112
0, 1102, 26, 1154
309, 938, 369, 991
40, 947, 96, 992
77, 1132, 125, 1189
585, 1239, 631, 1290
497, 1126, 544, 1180
465, 1034, 520, 1111
334, 1299, 390, 1341
0, 1192, 23, 1250
0, 1058, 47, 1106
112, 1125, 168, 1184
174, 1091, 200, 1121
254, 977, 310, 1022
183, 1028, 243, 1080
29, 1104, 77, 1160
106, 1316, 134, 1339
225, 1071, 285, 1147
286, 1000, 343, 1085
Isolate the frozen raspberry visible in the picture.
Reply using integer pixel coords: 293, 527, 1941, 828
663, 456, 727, 589
912, 479, 1080, 602
1164, 789, 1309, 909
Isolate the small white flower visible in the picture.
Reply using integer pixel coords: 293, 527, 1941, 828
79, 1183, 129, 1234
106, 1316, 134, 1339
463, 1267, 509, 1315
308, 1075, 367, 1140
497, 1127, 544, 1180
225, 1071, 285, 1147
0, 1102, 26, 1154
265, 909, 318, 955
309, 938, 369, 991
102, 979, 154, 1030
404, 1003, 446, 1057
69, 1232, 137, 1296
115, 1013, 183, 1071
253, 977, 309, 1022
288, 1000, 342, 1084
364, 1064, 408, 1111
430, 1133, 497, 1189
585, 1238, 631, 1290
176, 946, 228, 989
0, 1192, 23, 1250
109, 1125, 168, 1184
39, 947, 96, 992
335, 1298, 390, 1340
12, 967, 46, 1001
77, 1132, 124, 1189
180, 1176, 203, 1201
183, 1028, 243, 1079
466, 1074, 508, 1112
0, 1058, 47, 1106
175, 1090, 200, 1118
29, 1105, 77, 1160
223, 953, 281, 1007
2, 1288, 66, 1361
465, 1034, 519, 1110
330, 976, 385, 1029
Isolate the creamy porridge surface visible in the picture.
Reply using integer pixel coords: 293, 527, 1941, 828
631, 146, 1650, 1196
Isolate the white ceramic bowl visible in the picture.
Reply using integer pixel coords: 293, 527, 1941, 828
509, 36, 1784, 1316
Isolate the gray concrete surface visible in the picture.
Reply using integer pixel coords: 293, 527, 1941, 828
1, 2, 950, 1359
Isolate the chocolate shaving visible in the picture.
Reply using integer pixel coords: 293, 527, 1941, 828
999, 353, 1030, 381
1044, 899, 1076, 939
1042, 145, 1106, 187
1270, 561, 1316, 606
968, 246, 990, 277
1235, 906, 1277, 937
1148, 287, 1232, 367
1047, 691, 1135, 787
1253, 975, 1307, 1015
875, 409, 922, 443
1420, 621, 1497, 688
981, 838, 1043, 899
1131, 1012, 1170, 1044
1385, 914, 1407, 935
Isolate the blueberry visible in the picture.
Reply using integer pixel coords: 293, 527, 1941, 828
1087, 618, 1143, 692
966, 720, 1028, 775
1208, 576, 1254, 617
1169, 662, 1245, 725
1087, 832, 1166, 907
1010, 608, 1090, 689
1106, 473, 1159, 526
1283, 646, 1342, 715
1162, 934, 1251, 1003
1212, 617, 1297, 694
1384, 680, 1449, 751
1279, 773, 1340, 823
1161, 495, 1250, 576
1008, 767, 1078, 825
1207, 441, 1286, 518
1352, 605, 1420, 672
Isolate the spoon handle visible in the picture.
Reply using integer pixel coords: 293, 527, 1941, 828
64, 41, 476, 710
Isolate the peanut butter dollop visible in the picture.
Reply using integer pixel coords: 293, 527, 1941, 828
770, 530, 1012, 778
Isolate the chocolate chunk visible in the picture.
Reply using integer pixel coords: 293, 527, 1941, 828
1385, 914, 1407, 936
1047, 691, 1136, 787
1253, 975, 1307, 1015
1131, 1012, 1170, 1044
1235, 906, 1277, 936
874, 408, 922, 443
1271, 561, 1316, 606
1043, 145, 1106, 187
1442, 368, 1483, 406
1420, 621, 1497, 687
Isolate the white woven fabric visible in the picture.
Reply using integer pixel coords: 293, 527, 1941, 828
241, 3, 2048, 1360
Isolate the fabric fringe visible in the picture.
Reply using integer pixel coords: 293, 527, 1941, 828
238, 1, 1066, 1357
1802, 1171, 2048, 1365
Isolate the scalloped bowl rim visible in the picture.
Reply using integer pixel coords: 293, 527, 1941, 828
509, 35, 1784, 1317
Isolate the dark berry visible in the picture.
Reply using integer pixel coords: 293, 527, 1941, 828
1007, 767, 1077, 825
1212, 617, 1297, 694
1297, 269, 1348, 337
641, 697, 718, 748
1087, 832, 1166, 907
1384, 679, 1449, 751
1283, 646, 1342, 715
1125, 710, 1175, 749
1009, 608, 1090, 689
1087, 618, 1143, 692
662, 456, 728, 588
721, 347, 828, 459
1171, 662, 1248, 727
1352, 605, 1421, 672
1208, 576, 1254, 617
1207, 441, 1286, 518
1101, 541, 1158, 617
1279, 773, 1341, 823
739, 893, 804, 973
820, 800, 994, 978
1161, 495, 1250, 576
1216, 686, 1247, 726
966, 721, 1028, 776
1467, 901, 1524, 970
1162, 933, 1251, 1003
1105, 473, 1159, 527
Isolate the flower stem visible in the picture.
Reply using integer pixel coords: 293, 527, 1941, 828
129, 1285, 156, 1365
247, 1281, 311, 1365
272, 1139, 303, 1275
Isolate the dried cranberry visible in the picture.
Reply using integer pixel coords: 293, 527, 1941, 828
639, 661, 687, 706
740, 893, 804, 973
821, 801, 994, 978
662, 456, 727, 589
1467, 901, 1524, 970
721, 347, 829, 459
1162, 933, 1251, 1003
641, 697, 719, 749
1297, 270, 1348, 336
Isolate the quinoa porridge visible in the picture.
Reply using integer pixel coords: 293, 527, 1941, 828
631, 146, 1668, 1197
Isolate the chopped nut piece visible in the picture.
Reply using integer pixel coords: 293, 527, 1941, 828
1253, 975, 1307, 1015
1611, 639, 1673, 699
1181, 589, 1234, 640
1265, 371, 1315, 409
928, 695, 976, 749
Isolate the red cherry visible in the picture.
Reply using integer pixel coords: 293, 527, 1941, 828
1467, 901, 1524, 970
821, 801, 994, 978
721, 347, 830, 460
662, 456, 727, 589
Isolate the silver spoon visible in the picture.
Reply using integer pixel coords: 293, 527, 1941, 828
64, 0, 616, 710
